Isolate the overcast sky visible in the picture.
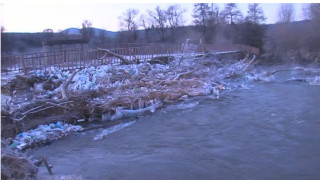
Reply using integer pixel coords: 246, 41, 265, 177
0, 2, 307, 33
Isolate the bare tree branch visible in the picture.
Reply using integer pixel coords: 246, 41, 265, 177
98, 48, 131, 65
61, 69, 79, 99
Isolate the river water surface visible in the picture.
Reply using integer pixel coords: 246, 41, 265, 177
30, 69, 320, 180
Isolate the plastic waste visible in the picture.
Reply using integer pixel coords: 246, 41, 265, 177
49, 123, 55, 129
18, 133, 23, 138
9, 142, 19, 148
11, 122, 83, 150
55, 121, 63, 128
17, 143, 27, 150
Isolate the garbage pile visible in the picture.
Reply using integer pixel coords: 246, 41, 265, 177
2, 52, 257, 124
1, 50, 258, 145
9, 122, 83, 150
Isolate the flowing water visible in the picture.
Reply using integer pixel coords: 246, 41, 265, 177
29, 68, 320, 180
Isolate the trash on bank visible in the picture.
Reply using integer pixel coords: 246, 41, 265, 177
9, 122, 83, 150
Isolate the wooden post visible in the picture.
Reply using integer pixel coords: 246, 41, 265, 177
67, 50, 70, 70
42, 157, 53, 175
64, 49, 67, 63
17, 54, 25, 72
4, 57, 8, 75
10, 56, 13, 73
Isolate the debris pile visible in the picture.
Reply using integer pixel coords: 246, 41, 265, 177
1, 49, 256, 144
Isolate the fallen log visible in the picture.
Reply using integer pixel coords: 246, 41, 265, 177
98, 48, 131, 65
166, 56, 184, 72
42, 157, 53, 175
15, 74, 41, 86
242, 55, 256, 70
148, 56, 174, 65
109, 101, 162, 121
173, 70, 195, 81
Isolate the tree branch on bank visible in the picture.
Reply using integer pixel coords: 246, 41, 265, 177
61, 69, 79, 99
173, 70, 195, 80
98, 48, 131, 65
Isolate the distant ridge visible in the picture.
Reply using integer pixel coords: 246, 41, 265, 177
60, 27, 118, 38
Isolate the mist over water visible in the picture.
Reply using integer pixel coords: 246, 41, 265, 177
29, 67, 320, 180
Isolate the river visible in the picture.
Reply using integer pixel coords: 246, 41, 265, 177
29, 67, 320, 180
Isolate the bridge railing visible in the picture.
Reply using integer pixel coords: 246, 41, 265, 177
1, 43, 259, 75
199, 44, 259, 55
1, 44, 182, 74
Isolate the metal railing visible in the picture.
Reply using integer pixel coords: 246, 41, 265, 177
1, 43, 259, 75
1, 44, 182, 74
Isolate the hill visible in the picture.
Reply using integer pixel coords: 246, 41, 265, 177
60, 27, 118, 38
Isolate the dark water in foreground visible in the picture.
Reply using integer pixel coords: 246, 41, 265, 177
30, 80, 320, 179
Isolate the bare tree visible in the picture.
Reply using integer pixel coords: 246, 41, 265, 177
192, 3, 220, 43
221, 3, 243, 24
118, 9, 139, 42
148, 6, 167, 41
212, 4, 221, 24
118, 9, 139, 31
303, 3, 320, 25
308, 3, 320, 24
81, 20, 93, 41
43, 28, 54, 40
303, 3, 320, 50
192, 3, 210, 32
278, 4, 295, 23
303, 4, 311, 20
165, 4, 186, 42
98, 30, 106, 44
139, 14, 152, 42
207, 4, 219, 26
43, 29, 54, 33
245, 3, 266, 24
166, 4, 186, 28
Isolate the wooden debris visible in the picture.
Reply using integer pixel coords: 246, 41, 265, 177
98, 48, 131, 65
61, 69, 79, 99
173, 70, 195, 80
42, 157, 53, 175
2, 51, 257, 142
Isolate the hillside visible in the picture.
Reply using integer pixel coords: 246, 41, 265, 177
60, 27, 118, 38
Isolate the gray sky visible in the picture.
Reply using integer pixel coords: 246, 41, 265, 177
0, 2, 306, 33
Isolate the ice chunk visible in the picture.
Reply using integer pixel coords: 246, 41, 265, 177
93, 121, 136, 140
17, 143, 27, 150
309, 76, 320, 85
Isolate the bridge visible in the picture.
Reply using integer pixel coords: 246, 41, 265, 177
1, 43, 259, 75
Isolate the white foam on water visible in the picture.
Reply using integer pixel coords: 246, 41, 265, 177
93, 121, 136, 141
176, 101, 200, 110
309, 76, 320, 86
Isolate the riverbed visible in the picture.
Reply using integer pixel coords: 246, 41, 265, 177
29, 68, 320, 180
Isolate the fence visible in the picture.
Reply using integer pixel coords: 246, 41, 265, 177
1, 43, 259, 75
198, 44, 260, 55
1, 44, 182, 75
